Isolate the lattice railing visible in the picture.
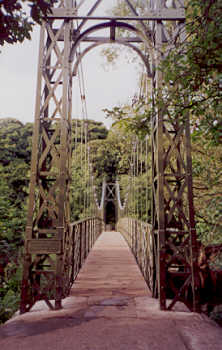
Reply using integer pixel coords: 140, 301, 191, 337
63, 217, 103, 297
20, 217, 102, 313
118, 216, 203, 311
117, 217, 157, 297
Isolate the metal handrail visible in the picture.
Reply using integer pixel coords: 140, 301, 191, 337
62, 216, 103, 298
117, 217, 157, 297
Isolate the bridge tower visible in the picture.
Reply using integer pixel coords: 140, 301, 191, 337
103, 183, 118, 230
20, 0, 200, 313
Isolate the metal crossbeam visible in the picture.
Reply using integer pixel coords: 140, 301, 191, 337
48, 10, 185, 21
55, 33, 143, 43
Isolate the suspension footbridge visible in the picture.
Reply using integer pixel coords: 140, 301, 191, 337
2, 1, 222, 343
17, 0, 202, 316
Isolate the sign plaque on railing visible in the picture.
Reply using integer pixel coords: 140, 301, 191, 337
27, 239, 62, 254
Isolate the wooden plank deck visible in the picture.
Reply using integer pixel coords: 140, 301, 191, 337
71, 231, 151, 298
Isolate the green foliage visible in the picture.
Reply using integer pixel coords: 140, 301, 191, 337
70, 145, 91, 221
89, 138, 122, 182
0, 171, 25, 323
192, 137, 222, 244
0, 118, 32, 166
0, 0, 55, 46
0, 118, 31, 324
0, 264, 22, 323
158, 0, 222, 145
103, 97, 151, 140
70, 129, 130, 221
125, 172, 152, 222
70, 123, 151, 223
71, 119, 108, 148
70, 119, 109, 221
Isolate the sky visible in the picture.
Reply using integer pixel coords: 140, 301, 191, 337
0, 1, 141, 129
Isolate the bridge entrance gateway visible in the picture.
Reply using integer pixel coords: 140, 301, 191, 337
20, 0, 200, 314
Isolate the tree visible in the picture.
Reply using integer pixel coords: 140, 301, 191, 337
103, 96, 151, 140
192, 133, 222, 245
71, 118, 108, 149
158, 0, 222, 145
0, 118, 32, 323
0, 166, 26, 323
156, 0, 222, 242
0, 0, 55, 46
70, 119, 108, 220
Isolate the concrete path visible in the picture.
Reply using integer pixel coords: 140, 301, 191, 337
0, 231, 222, 350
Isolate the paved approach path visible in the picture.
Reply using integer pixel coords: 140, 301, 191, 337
0, 231, 222, 350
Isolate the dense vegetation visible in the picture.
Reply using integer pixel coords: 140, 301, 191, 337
0, 117, 110, 323
0, 119, 32, 322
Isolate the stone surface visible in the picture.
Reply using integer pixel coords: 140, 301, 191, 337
0, 231, 221, 350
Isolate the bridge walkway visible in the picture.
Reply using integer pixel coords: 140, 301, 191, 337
0, 231, 222, 350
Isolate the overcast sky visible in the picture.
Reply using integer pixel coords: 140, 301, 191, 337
0, 1, 140, 129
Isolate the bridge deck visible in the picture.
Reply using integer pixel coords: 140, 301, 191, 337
0, 232, 222, 350
72, 230, 150, 298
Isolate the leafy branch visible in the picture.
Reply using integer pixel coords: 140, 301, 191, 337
0, 0, 56, 46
